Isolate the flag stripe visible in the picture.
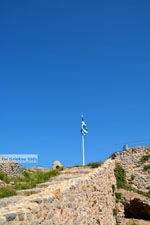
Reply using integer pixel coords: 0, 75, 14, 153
81, 117, 88, 136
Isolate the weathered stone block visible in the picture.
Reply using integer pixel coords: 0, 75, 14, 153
5, 213, 16, 221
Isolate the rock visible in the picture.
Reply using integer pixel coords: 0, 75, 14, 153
47, 213, 54, 219
0, 196, 23, 209
9, 181, 15, 185
30, 222, 39, 225
31, 166, 45, 171
31, 198, 42, 204
0, 218, 6, 225
5, 213, 16, 221
16, 188, 42, 196
120, 189, 150, 220
18, 212, 25, 221
0, 180, 7, 187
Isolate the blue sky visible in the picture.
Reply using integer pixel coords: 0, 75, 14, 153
0, 0, 150, 167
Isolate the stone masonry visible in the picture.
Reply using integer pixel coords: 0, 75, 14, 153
0, 161, 24, 178
0, 159, 116, 225
0, 146, 149, 225
52, 161, 63, 170
115, 146, 150, 191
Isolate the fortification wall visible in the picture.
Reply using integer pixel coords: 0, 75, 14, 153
115, 146, 150, 191
0, 159, 116, 225
0, 161, 24, 178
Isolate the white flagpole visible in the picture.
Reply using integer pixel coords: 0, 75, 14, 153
82, 134, 85, 166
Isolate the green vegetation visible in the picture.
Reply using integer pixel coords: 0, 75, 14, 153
144, 164, 150, 171
0, 171, 9, 183
114, 192, 125, 203
0, 186, 16, 198
13, 169, 60, 190
87, 162, 102, 168
115, 192, 122, 201
126, 222, 138, 225
112, 184, 116, 193
114, 163, 126, 188
141, 154, 150, 161
0, 168, 61, 198
116, 192, 126, 204
67, 165, 83, 168
23, 191, 37, 196
130, 174, 135, 181
113, 208, 118, 216
111, 153, 117, 160
96, 219, 101, 225
124, 185, 150, 198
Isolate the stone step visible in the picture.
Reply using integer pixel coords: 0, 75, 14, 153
16, 187, 43, 196
36, 175, 83, 188
0, 167, 92, 210
36, 181, 62, 188
60, 168, 92, 175
0, 196, 24, 209
36, 170, 91, 188
49, 174, 81, 182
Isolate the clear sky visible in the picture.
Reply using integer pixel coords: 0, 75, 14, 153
0, 0, 150, 167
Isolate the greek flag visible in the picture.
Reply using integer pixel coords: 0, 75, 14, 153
81, 116, 88, 136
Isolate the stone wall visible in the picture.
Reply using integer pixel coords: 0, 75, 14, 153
0, 159, 116, 225
0, 146, 149, 225
115, 146, 150, 191
0, 161, 24, 178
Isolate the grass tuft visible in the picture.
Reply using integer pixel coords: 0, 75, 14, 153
0, 168, 61, 198
0, 171, 9, 183
112, 184, 116, 193
13, 169, 60, 190
0, 186, 16, 198
114, 163, 126, 188
144, 165, 150, 171
87, 162, 102, 168
115, 192, 122, 200
141, 154, 150, 161
113, 208, 118, 216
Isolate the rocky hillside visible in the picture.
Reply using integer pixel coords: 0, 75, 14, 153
0, 146, 149, 225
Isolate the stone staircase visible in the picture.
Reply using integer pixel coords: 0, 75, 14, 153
36, 167, 92, 188
0, 166, 93, 209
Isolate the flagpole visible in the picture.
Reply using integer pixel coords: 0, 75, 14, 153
82, 134, 85, 166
